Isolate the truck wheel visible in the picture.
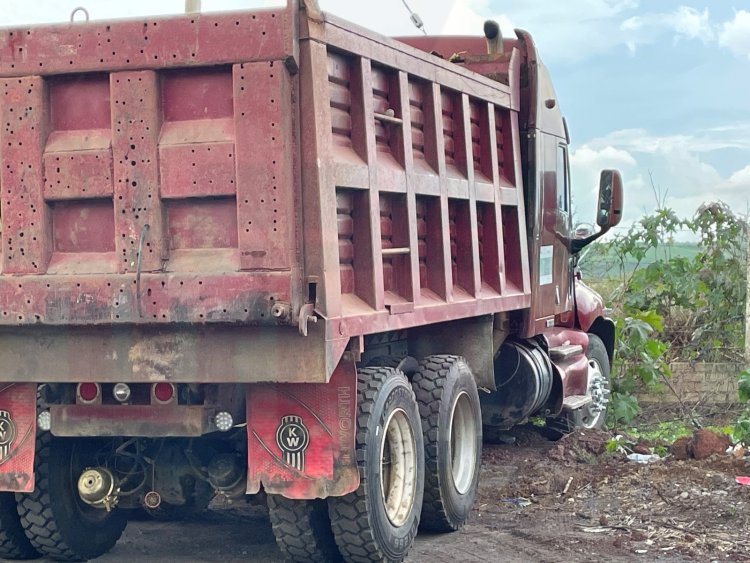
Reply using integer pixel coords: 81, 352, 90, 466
267, 495, 341, 562
546, 334, 611, 437
0, 493, 38, 560
16, 434, 126, 562
328, 367, 424, 563
412, 355, 482, 532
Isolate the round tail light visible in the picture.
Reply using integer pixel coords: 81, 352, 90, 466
77, 383, 100, 403
153, 383, 175, 403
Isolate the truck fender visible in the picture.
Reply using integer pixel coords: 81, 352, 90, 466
575, 281, 615, 363
245, 354, 359, 499
0, 383, 37, 492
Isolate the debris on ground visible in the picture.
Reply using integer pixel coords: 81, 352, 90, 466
625, 453, 660, 463
474, 424, 750, 560
691, 428, 732, 460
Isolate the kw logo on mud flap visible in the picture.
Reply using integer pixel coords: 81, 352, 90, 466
276, 415, 310, 471
0, 410, 17, 462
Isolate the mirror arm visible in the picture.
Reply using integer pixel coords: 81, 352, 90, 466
571, 225, 610, 254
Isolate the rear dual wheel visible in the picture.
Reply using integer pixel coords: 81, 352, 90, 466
412, 355, 482, 532
0, 493, 37, 560
328, 366, 424, 563
16, 434, 126, 562
267, 495, 341, 563
269, 359, 482, 562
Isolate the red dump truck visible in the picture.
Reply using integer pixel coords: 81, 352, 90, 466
0, 1, 623, 561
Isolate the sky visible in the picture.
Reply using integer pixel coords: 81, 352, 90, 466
1, 0, 748, 231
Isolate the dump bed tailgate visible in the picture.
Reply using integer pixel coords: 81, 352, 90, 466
0, 6, 300, 326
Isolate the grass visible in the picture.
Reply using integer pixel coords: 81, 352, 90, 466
579, 242, 699, 281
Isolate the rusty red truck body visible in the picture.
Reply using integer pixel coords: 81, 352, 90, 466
0, 1, 623, 561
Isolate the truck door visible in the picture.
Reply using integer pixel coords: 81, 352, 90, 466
554, 144, 574, 320
537, 138, 573, 323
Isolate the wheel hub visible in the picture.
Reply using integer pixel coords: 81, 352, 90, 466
581, 360, 610, 427
449, 391, 477, 495
380, 408, 417, 527
78, 467, 119, 512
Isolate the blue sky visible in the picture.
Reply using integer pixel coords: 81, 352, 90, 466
3, 0, 749, 229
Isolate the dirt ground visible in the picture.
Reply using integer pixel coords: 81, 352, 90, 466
5, 425, 749, 562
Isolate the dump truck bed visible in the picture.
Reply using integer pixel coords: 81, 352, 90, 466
0, 2, 531, 384
0, 6, 299, 328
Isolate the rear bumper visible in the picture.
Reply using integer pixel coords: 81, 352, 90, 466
50, 405, 215, 437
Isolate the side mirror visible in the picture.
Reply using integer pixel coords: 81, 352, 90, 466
570, 169, 624, 254
596, 169, 623, 229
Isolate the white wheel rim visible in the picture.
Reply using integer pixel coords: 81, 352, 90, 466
580, 359, 609, 428
380, 408, 417, 527
449, 391, 477, 495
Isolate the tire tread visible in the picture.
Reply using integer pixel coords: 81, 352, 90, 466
16, 433, 125, 562
328, 367, 419, 563
412, 355, 477, 532
267, 495, 341, 562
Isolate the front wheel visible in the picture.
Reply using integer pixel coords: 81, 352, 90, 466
547, 334, 611, 436
328, 367, 424, 563
412, 355, 482, 532
16, 434, 127, 562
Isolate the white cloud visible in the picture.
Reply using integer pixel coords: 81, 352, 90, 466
570, 144, 639, 221
719, 165, 750, 204
718, 10, 750, 60
571, 127, 750, 225
620, 6, 714, 54
670, 6, 714, 42
572, 145, 637, 169
442, 0, 515, 38
584, 126, 750, 154
480, 0, 639, 63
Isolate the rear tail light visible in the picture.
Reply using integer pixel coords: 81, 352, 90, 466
152, 382, 175, 404
77, 382, 101, 404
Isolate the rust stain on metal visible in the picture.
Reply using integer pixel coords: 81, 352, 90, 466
128, 334, 188, 380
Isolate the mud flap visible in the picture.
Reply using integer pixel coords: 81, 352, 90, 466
0, 383, 37, 492
246, 354, 358, 499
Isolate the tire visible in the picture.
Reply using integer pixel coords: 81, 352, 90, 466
546, 334, 611, 438
366, 356, 419, 378
16, 434, 127, 562
328, 367, 424, 563
267, 495, 342, 563
412, 355, 482, 532
0, 493, 38, 560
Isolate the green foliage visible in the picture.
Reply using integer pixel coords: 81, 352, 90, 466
733, 412, 750, 445
626, 421, 692, 443
588, 201, 748, 430
738, 369, 750, 404
734, 369, 750, 444
608, 311, 671, 427
607, 203, 747, 363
